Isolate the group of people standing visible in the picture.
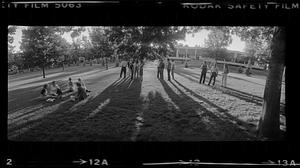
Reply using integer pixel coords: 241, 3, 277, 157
157, 58, 175, 81
119, 58, 144, 80
199, 61, 229, 87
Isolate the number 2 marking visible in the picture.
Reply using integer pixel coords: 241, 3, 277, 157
7, 159, 12, 166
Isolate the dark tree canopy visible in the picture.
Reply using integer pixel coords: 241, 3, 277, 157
105, 26, 187, 60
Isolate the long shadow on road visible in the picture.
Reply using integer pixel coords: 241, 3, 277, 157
176, 71, 264, 107
136, 83, 215, 141
175, 69, 218, 84
177, 69, 285, 108
157, 79, 257, 140
9, 76, 143, 141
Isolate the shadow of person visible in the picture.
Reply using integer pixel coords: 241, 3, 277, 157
11, 77, 143, 141
159, 79, 257, 141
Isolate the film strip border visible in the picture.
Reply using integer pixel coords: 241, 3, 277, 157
1, 1, 300, 10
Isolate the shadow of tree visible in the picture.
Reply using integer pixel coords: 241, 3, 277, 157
176, 71, 264, 106
175, 69, 285, 140
157, 79, 258, 140
173, 79, 226, 113
228, 75, 265, 86
9, 76, 143, 141
177, 69, 285, 109
136, 89, 216, 141
175, 68, 218, 83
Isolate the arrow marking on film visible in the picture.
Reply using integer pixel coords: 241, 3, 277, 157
73, 159, 87, 165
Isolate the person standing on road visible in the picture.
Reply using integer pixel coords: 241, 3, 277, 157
221, 64, 229, 87
199, 61, 208, 84
133, 59, 139, 78
157, 59, 161, 78
159, 59, 165, 80
166, 58, 172, 81
129, 59, 134, 80
120, 59, 127, 78
208, 63, 218, 86
139, 59, 144, 81
171, 60, 175, 79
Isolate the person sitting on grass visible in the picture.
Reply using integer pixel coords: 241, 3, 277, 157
50, 81, 63, 99
68, 77, 74, 92
78, 78, 91, 93
41, 84, 51, 99
41, 84, 57, 102
74, 82, 88, 101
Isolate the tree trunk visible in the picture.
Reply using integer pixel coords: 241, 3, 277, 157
106, 58, 108, 70
42, 65, 45, 78
257, 27, 285, 140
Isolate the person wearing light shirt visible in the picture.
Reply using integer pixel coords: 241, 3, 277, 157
208, 64, 218, 86
171, 60, 175, 79
222, 64, 229, 87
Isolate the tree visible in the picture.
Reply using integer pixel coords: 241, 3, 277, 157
193, 26, 285, 139
232, 26, 284, 140
104, 26, 187, 60
8, 26, 17, 69
257, 27, 285, 139
89, 27, 114, 60
204, 27, 233, 60
20, 26, 69, 78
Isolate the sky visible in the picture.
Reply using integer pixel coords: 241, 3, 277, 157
177, 29, 245, 51
11, 27, 246, 52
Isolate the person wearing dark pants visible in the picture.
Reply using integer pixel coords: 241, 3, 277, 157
119, 60, 127, 78
208, 64, 218, 86
159, 59, 165, 80
199, 61, 208, 84
157, 60, 161, 78
75, 82, 88, 101
139, 60, 144, 81
166, 59, 172, 81
171, 60, 175, 79
129, 60, 134, 80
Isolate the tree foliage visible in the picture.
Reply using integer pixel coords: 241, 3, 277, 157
232, 27, 273, 64
20, 26, 70, 69
8, 26, 18, 68
89, 27, 114, 59
229, 26, 284, 139
203, 27, 233, 60
105, 26, 187, 60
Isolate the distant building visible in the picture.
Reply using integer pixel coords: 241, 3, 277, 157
171, 46, 247, 63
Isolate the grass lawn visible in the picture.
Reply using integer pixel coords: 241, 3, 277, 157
7, 61, 286, 141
